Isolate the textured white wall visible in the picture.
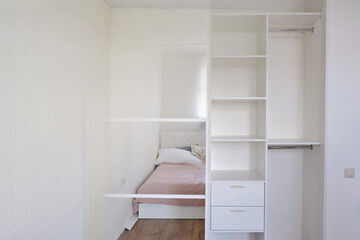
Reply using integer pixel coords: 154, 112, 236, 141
0, 1, 110, 239
325, 0, 360, 239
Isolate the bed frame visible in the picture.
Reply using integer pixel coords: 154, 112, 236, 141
139, 204, 205, 219
138, 132, 206, 219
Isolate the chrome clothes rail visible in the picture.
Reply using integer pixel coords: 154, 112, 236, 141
268, 145, 314, 150
269, 27, 314, 33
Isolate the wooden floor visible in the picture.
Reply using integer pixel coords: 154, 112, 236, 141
118, 219, 205, 240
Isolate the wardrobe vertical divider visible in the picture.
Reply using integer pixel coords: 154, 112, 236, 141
207, 14, 269, 240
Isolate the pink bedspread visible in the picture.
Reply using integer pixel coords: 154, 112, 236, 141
133, 163, 205, 213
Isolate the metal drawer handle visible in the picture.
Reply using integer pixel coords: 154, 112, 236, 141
230, 185, 245, 189
230, 209, 245, 213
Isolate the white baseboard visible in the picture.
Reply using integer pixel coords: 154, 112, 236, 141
124, 214, 139, 230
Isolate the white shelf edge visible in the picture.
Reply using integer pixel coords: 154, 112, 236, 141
211, 170, 266, 182
210, 180, 266, 183
212, 138, 266, 142
209, 230, 265, 233
104, 194, 206, 199
211, 97, 266, 102
212, 135, 266, 142
211, 12, 322, 16
212, 55, 267, 59
268, 139, 321, 146
112, 42, 209, 46
107, 118, 206, 123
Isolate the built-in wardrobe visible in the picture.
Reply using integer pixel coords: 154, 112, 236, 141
106, 1, 326, 240
207, 12, 325, 240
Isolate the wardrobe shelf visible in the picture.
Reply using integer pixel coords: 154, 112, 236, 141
211, 170, 265, 182
212, 55, 266, 59
211, 97, 266, 103
211, 12, 321, 17
269, 13, 322, 29
268, 138, 320, 146
212, 135, 266, 142
107, 118, 206, 123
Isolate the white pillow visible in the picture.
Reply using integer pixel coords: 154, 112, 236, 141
155, 148, 202, 165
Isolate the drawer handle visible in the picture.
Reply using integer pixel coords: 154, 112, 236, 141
230, 185, 245, 189
230, 209, 245, 213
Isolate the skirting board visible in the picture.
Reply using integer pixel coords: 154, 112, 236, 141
139, 204, 205, 219
124, 214, 139, 230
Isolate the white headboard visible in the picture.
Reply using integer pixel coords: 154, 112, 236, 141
160, 132, 206, 148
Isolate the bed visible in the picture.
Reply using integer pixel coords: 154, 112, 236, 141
133, 132, 206, 219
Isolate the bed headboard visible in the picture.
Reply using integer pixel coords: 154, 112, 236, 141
160, 132, 206, 148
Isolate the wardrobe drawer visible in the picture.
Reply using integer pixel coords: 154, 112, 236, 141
211, 182, 264, 206
211, 207, 264, 231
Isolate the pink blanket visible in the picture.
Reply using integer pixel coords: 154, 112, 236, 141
133, 163, 205, 213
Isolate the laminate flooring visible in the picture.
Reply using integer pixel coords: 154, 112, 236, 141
118, 219, 205, 240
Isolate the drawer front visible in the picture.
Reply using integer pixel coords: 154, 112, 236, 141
211, 207, 264, 231
211, 182, 264, 206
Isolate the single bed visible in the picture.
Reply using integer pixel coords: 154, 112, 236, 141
133, 132, 206, 219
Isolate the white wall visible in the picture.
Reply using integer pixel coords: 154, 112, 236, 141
0, 1, 110, 239
108, 8, 209, 240
325, 0, 360, 239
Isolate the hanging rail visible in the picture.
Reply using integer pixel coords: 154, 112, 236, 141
268, 145, 314, 150
269, 27, 314, 33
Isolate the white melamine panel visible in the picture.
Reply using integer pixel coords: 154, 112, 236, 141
212, 15, 266, 33
211, 142, 266, 176
269, 13, 321, 28
211, 58, 266, 98
268, 32, 305, 139
212, 102, 255, 136
211, 207, 264, 231
212, 135, 266, 142
304, 20, 323, 142
211, 0, 322, 12
211, 182, 264, 206
268, 138, 320, 146
212, 67, 257, 97
212, 33, 258, 56
212, 101, 266, 137
211, 170, 265, 182
211, 15, 267, 56
267, 150, 304, 240
208, 232, 264, 240
211, 142, 256, 170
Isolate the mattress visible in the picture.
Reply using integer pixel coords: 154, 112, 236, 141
133, 163, 205, 213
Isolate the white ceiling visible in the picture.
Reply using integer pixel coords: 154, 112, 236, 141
105, 0, 210, 9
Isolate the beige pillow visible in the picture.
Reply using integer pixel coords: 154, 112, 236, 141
191, 145, 206, 162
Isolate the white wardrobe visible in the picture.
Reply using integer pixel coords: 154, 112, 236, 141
207, 12, 325, 240
106, 1, 327, 240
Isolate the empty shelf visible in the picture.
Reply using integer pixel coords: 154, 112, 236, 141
268, 139, 321, 146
